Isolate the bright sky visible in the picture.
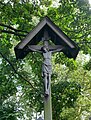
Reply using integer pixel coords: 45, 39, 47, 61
89, 0, 91, 4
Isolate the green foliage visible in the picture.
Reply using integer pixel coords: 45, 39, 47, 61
54, 53, 78, 70
52, 80, 81, 120
0, 102, 17, 120
84, 58, 91, 70
0, 0, 91, 119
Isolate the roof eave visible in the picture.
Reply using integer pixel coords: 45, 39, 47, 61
16, 17, 48, 50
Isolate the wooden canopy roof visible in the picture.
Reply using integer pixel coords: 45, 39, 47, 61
14, 16, 79, 59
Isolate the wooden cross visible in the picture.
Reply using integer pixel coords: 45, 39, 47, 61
28, 30, 64, 97
14, 16, 79, 120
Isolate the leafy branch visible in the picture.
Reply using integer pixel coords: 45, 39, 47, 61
0, 23, 28, 33
0, 51, 35, 89
0, 30, 26, 37
0, 22, 28, 37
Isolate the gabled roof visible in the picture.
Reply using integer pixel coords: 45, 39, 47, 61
14, 16, 79, 59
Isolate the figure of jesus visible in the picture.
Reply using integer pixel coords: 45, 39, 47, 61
41, 46, 52, 96
28, 42, 64, 97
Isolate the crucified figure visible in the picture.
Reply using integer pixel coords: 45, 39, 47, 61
42, 45, 52, 96
28, 42, 64, 96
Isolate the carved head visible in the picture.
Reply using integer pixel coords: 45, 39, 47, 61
42, 45, 49, 52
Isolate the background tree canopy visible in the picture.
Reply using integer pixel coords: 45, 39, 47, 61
0, 0, 91, 119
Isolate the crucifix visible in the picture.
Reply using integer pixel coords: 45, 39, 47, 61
14, 16, 79, 120
27, 30, 64, 120
28, 30, 64, 97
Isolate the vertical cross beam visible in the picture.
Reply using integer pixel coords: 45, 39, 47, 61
44, 86, 52, 120
43, 30, 52, 120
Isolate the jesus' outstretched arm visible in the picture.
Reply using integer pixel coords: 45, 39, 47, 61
49, 45, 65, 53
28, 45, 42, 53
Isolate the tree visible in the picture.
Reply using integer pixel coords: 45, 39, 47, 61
0, 0, 91, 119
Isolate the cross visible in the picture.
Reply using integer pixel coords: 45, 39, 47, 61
28, 30, 64, 97
14, 16, 79, 120
27, 30, 64, 120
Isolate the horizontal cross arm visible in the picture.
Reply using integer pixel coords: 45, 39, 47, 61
28, 45, 65, 53
48, 45, 64, 52
28, 45, 42, 52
